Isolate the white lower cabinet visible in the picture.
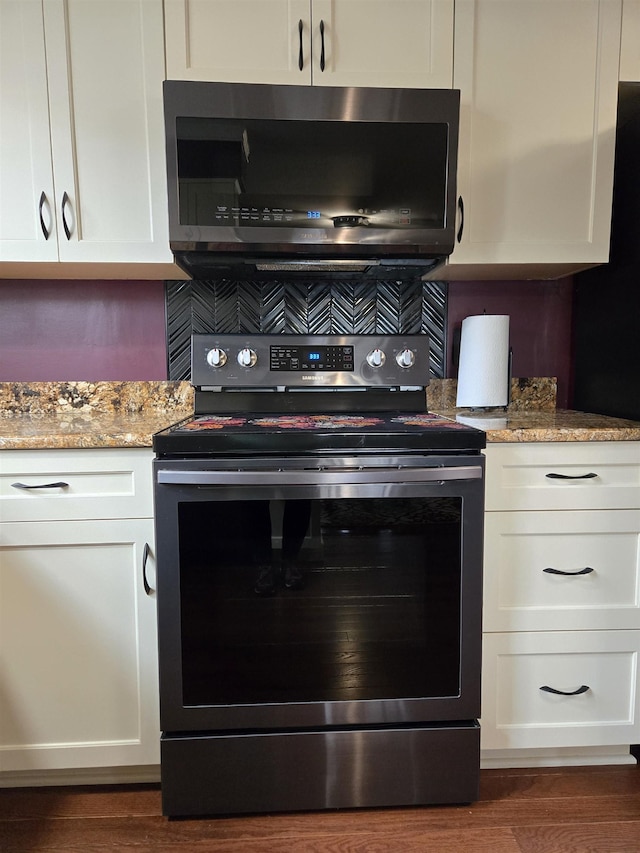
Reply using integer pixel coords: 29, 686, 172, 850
481, 442, 640, 763
0, 449, 159, 779
483, 631, 640, 751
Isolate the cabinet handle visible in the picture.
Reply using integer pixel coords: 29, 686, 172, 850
61, 191, 72, 240
545, 472, 598, 480
11, 481, 69, 490
298, 19, 304, 70
456, 196, 464, 243
319, 19, 325, 72
142, 542, 153, 595
540, 684, 590, 696
38, 191, 50, 240
543, 566, 594, 576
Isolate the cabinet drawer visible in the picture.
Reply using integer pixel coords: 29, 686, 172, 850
0, 449, 153, 521
481, 631, 640, 750
484, 443, 640, 511
483, 510, 640, 631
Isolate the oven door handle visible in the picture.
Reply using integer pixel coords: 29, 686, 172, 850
156, 466, 483, 486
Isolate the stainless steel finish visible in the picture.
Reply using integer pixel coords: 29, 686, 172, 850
163, 80, 460, 273
255, 260, 377, 271
157, 464, 483, 486
161, 724, 480, 816
191, 333, 430, 389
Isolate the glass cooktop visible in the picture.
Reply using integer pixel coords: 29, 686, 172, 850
153, 411, 486, 457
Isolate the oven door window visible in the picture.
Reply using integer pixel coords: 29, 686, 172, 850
177, 495, 462, 706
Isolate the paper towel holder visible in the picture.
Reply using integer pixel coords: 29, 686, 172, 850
455, 313, 512, 411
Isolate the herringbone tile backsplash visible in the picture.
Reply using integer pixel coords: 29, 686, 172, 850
166, 279, 446, 381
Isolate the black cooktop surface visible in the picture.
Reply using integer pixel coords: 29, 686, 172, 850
153, 411, 486, 456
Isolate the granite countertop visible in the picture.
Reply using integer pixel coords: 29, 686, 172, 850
0, 382, 194, 450
1, 380, 640, 450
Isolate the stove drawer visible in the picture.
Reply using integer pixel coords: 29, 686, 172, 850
0, 449, 153, 521
481, 630, 640, 750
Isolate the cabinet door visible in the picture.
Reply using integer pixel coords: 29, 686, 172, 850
43, 0, 171, 264
620, 0, 640, 81
0, 519, 159, 773
449, 0, 621, 269
164, 0, 312, 84
310, 0, 453, 88
0, 0, 58, 261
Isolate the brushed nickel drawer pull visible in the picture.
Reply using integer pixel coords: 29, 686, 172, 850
543, 566, 594, 576
11, 481, 69, 490
540, 684, 590, 696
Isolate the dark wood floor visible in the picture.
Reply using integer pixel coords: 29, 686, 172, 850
1, 764, 640, 852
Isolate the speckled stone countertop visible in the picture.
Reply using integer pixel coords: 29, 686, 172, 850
1, 379, 639, 449
0, 382, 194, 450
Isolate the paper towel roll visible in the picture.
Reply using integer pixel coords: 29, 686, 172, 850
456, 314, 510, 408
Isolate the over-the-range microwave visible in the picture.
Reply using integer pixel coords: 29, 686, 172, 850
163, 80, 460, 279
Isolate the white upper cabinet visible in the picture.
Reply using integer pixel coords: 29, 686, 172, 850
437, 0, 622, 279
0, 0, 173, 270
164, 0, 454, 88
620, 0, 640, 80
0, 1, 57, 261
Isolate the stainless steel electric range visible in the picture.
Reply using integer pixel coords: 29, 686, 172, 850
153, 334, 485, 817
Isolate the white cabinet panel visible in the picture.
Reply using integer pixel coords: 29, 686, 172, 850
0, 0, 172, 266
165, 0, 311, 84
0, 449, 154, 522
164, 0, 453, 88
484, 510, 640, 631
0, 1, 57, 260
0, 519, 159, 772
620, 0, 640, 80
447, 0, 620, 272
482, 631, 640, 750
484, 442, 640, 512
310, 0, 453, 88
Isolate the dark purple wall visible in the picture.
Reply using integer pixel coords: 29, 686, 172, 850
0, 280, 168, 381
0, 277, 573, 406
447, 279, 574, 408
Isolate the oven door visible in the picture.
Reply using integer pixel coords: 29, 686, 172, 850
154, 454, 484, 733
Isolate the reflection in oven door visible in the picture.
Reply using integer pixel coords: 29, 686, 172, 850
154, 455, 484, 816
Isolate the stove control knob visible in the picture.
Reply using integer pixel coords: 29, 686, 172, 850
237, 347, 258, 368
396, 348, 416, 368
366, 348, 386, 368
206, 348, 227, 368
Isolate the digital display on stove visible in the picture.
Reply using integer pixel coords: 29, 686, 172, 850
270, 345, 354, 371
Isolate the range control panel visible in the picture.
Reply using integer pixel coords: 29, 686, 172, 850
191, 334, 430, 390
